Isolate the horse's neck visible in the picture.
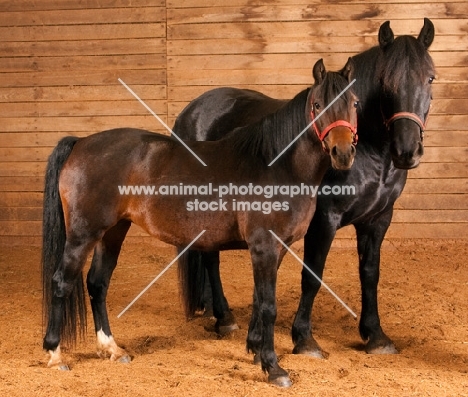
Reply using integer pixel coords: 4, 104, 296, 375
352, 47, 390, 148
287, 134, 330, 183
227, 89, 310, 165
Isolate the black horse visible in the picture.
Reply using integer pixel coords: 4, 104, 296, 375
175, 19, 435, 357
42, 59, 358, 387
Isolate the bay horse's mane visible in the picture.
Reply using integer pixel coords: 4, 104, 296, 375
377, 35, 435, 94
225, 71, 352, 164
226, 88, 308, 164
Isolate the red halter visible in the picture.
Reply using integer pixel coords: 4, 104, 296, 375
310, 107, 358, 152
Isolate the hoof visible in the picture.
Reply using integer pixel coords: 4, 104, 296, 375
365, 332, 398, 355
292, 339, 328, 359
217, 323, 239, 336
215, 311, 239, 336
268, 375, 292, 388
253, 354, 261, 365
294, 348, 329, 359
49, 363, 70, 371
366, 343, 398, 355
117, 354, 132, 363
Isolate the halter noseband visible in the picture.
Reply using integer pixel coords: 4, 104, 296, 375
310, 107, 358, 152
383, 112, 427, 141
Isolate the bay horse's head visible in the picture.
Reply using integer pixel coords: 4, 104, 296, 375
378, 18, 435, 169
307, 58, 358, 170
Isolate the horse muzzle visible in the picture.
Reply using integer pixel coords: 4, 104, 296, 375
324, 125, 357, 170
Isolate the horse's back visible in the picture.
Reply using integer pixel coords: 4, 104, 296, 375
58, 128, 176, 206
173, 87, 287, 141
69, 127, 175, 163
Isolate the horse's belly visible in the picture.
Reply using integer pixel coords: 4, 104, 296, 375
129, 196, 242, 249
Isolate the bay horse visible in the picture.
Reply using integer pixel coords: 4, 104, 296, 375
41, 59, 358, 387
175, 19, 435, 356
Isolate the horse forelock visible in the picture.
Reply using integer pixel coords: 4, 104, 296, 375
378, 36, 435, 94
311, 72, 354, 122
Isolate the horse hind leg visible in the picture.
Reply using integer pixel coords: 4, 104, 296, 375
204, 251, 239, 335
43, 237, 97, 370
87, 220, 131, 363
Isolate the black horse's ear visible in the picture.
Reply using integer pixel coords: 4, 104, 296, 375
341, 57, 355, 82
378, 20, 394, 49
417, 17, 435, 49
312, 58, 326, 84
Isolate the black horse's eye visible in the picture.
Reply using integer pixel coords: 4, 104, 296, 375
428, 76, 435, 84
314, 102, 321, 111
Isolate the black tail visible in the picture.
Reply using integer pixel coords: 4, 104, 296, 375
177, 249, 207, 319
42, 136, 87, 346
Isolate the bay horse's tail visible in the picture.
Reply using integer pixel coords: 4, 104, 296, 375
177, 249, 206, 319
41, 136, 87, 346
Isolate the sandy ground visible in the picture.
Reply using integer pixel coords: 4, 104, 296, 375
0, 239, 467, 396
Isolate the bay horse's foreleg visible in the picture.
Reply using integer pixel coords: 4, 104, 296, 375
247, 236, 291, 387
355, 208, 398, 354
204, 251, 239, 334
246, 286, 262, 364
87, 220, 131, 362
292, 214, 336, 358
43, 237, 97, 369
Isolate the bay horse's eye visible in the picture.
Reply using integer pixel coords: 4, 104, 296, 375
314, 102, 321, 111
428, 76, 435, 84
353, 101, 359, 109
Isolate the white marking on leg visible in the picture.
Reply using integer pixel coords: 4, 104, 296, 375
96, 329, 129, 362
47, 345, 69, 370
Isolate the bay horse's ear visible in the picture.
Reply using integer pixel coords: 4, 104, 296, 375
312, 58, 326, 84
417, 17, 435, 49
341, 57, 355, 82
378, 20, 394, 50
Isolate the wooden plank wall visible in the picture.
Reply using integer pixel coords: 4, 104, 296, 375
0, 0, 167, 245
166, 0, 468, 242
0, 0, 467, 245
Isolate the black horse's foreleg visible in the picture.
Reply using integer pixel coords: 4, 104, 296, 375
204, 251, 239, 334
292, 213, 336, 358
355, 208, 398, 354
87, 220, 131, 362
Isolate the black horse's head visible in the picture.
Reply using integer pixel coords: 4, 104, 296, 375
307, 58, 359, 170
378, 18, 435, 169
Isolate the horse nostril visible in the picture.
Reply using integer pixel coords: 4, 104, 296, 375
331, 146, 338, 157
351, 145, 356, 156
417, 141, 424, 157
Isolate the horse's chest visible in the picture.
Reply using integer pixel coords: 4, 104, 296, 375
357, 168, 406, 219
